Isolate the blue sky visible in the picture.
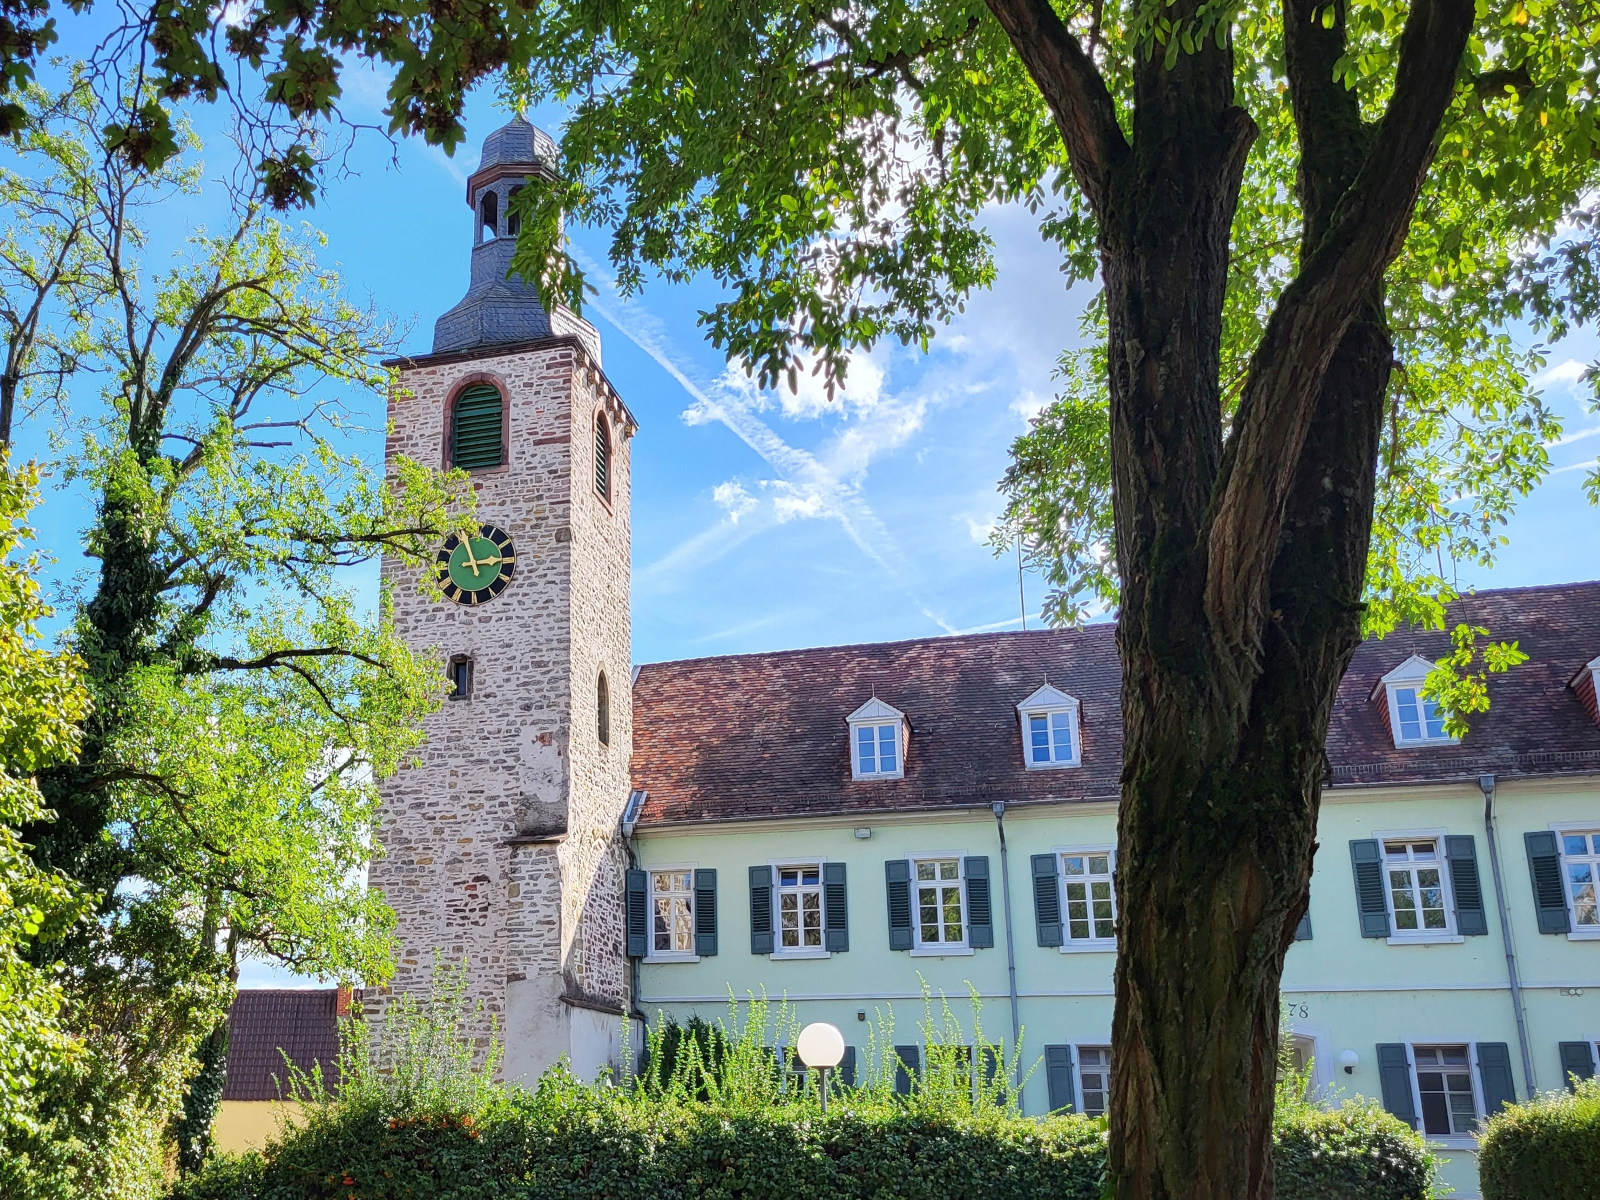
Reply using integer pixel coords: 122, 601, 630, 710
10, 40, 1600, 985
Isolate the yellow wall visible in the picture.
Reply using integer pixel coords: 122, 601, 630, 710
212, 1100, 306, 1155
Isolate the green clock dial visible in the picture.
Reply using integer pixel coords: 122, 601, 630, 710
436, 524, 516, 605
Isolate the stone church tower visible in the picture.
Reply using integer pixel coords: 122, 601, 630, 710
370, 117, 637, 1083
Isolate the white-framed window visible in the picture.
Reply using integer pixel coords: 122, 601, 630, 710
1060, 847, 1117, 947
847, 697, 906, 780
1016, 684, 1082, 770
1376, 655, 1457, 747
775, 862, 825, 954
1077, 1045, 1112, 1117
649, 868, 696, 960
1384, 837, 1455, 938
1558, 828, 1600, 931
1410, 1044, 1480, 1137
912, 856, 966, 949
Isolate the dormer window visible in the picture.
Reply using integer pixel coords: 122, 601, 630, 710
1376, 655, 1457, 747
847, 698, 906, 780
1571, 654, 1600, 728
1016, 684, 1082, 769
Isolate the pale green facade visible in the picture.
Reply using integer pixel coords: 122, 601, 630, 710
635, 774, 1600, 1199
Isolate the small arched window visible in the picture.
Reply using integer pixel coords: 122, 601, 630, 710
506, 185, 523, 237
594, 412, 612, 501
596, 671, 611, 746
479, 190, 498, 240
452, 383, 504, 470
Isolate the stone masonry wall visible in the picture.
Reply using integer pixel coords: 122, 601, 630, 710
368, 330, 632, 1062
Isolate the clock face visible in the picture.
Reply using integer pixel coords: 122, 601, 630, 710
436, 524, 516, 605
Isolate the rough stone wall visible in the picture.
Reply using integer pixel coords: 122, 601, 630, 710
559, 363, 633, 1004
368, 331, 631, 1062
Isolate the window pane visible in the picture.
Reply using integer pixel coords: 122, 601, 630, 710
878, 725, 898, 772
1391, 869, 1419, 930
942, 885, 963, 943
1396, 689, 1423, 741
857, 725, 876, 772
1422, 697, 1447, 740
1063, 856, 1085, 876
917, 861, 935, 881
1052, 711, 1074, 761
1079, 1047, 1111, 1117
938, 860, 958, 881
1564, 834, 1588, 855
1029, 715, 1050, 763
919, 887, 940, 943
1088, 854, 1110, 875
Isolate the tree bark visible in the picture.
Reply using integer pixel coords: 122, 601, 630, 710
984, 0, 1472, 1195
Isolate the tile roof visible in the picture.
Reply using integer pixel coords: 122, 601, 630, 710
632, 580, 1600, 826
222, 989, 342, 1101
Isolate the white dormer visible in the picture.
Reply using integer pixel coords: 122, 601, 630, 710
1017, 683, 1082, 769
848, 697, 906, 780
1375, 655, 1457, 747
1571, 654, 1600, 729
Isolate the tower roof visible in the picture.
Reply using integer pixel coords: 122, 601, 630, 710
465, 116, 559, 204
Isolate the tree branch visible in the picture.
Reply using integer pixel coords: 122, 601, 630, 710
1204, 0, 1474, 657
982, 0, 1127, 215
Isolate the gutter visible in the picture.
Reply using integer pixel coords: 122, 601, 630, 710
1480, 773, 1537, 1096
992, 801, 1024, 1112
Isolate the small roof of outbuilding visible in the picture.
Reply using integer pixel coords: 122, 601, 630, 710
222, 988, 342, 1101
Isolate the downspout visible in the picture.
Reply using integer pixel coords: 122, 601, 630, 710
992, 801, 1024, 1112
621, 791, 648, 1074
1480, 773, 1537, 1097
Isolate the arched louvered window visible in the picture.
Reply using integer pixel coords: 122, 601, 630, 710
594, 412, 612, 501
479, 190, 498, 240
597, 671, 611, 746
506, 185, 523, 237
452, 384, 504, 470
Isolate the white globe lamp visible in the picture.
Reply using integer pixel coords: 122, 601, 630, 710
796, 1021, 846, 1113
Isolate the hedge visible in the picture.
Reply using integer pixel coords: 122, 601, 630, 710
169, 1081, 1436, 1200
1478, 1077, 1600, 1200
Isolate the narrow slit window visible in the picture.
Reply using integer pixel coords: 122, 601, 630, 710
597, 671, 611, 746
480, 190, 498, 240
506, 185, 523, 236
595, 413, 612, 501
447, 655, 472, 700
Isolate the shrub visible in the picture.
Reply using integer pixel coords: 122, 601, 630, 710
1479, 1076, 1600, 1200
169, 987, 1437, 1200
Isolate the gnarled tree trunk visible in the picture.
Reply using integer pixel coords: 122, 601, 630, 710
983, 0, 1474, 1195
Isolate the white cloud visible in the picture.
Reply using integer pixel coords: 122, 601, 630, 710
1538, 358, 1591, 386
712, 480, 758, 523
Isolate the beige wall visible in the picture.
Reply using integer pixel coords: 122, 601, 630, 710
212, 1101, 307, 1155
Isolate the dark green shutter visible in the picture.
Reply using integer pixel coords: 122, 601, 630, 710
1446, 835, 1488, 936
1045, 1045, 1076, 1112
824, 861, 849, 952
625, 869, 647, 958
1559, 1041, 1596, 1090
885, 860, 912, 950
452, 384, 503, 470
965, 856, 993, 948
1525, 831, 1571, 934
749, 865, 774, 955
979, 1043, 1003, 1103
1376, 1043, 1417, 1128
693, 869, 718, 956
1293, 911, 1313, 941
1032, 853, 1063, 947
840, 1046, 857, 1087
893, 1045, 919, 1095
1476, 1042, 1517, 1115
1350, 840, 1390, 937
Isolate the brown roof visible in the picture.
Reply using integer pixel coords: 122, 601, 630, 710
632, 580, 1600, 826
222, 989, 342, 1101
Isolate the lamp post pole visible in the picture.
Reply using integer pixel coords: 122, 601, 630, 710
818, 1065, 829, 1115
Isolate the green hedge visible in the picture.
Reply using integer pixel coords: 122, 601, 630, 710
169, 1083, 1435, 1200
1479, 1078, 1600, 1200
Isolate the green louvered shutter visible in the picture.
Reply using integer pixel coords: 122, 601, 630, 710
452, 384, 504, 470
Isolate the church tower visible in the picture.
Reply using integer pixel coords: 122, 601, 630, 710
371, 118, 636, 1083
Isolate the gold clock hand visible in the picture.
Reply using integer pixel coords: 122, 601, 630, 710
461, 539, 483, 576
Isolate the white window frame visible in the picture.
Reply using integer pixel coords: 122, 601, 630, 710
848, 697, 906, 780
1075, 1042, 1113, 1118
908, 851, 971, 956
1406, 1040, 1484, 1149
1055, 844, 1118, 952
1375, 829, 1462, 945
1551, 821, 1600, 941
1016, 684, 1082, 770
1377, 655, 1458, 747
770, 855, 830, 960
645, 863, 699, 963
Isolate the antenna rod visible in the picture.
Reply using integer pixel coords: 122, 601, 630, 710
1017, 534, 1027, 631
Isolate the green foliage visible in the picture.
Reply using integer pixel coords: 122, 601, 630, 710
0, 454, 90, 1149
174, 1022, 229, 1175
1478, 1077, 1600, 1200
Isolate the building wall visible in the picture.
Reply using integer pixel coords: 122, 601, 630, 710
371, 331, 633, 1081
212, 1101, 307, 1155
633, 774, 1600, 1199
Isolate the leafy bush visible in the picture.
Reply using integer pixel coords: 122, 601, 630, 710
168, 985, 1436, 1200
1479, 1076, 1600, 1200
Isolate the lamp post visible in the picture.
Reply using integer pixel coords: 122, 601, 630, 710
796, 1021, 845, 1115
